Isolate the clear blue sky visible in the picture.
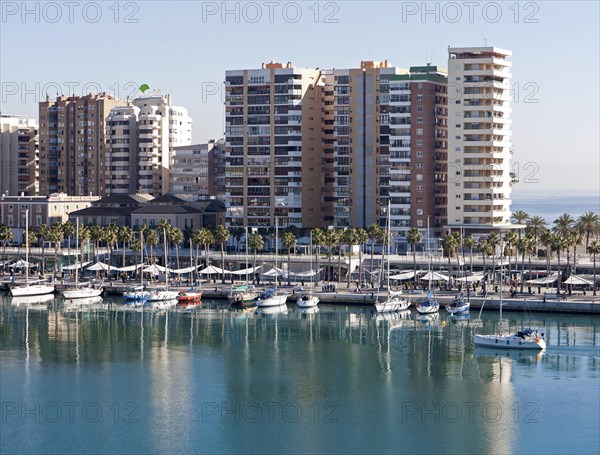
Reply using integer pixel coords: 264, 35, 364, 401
1, 1, 598, 192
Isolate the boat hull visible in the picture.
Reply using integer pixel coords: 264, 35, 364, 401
62, 288, 103, 299
256, 293, 288, 307
375, 296, 410, 313
474, 333, 546, 350
11, 284, 55, 297
177, 291, 203, 302
416, 303, 439, 314
297, 294, 319, 308
446, 301, 471, 314
123, 291, 150, 301
146, 290, 180, 301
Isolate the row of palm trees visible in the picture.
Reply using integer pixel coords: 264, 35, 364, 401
1, 210, 598, 291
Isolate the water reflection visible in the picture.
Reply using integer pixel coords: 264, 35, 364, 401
1, 295, 599, 454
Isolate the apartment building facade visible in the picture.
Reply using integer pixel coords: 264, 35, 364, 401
0, 115, 39, 196
38, 94, 125, 197
224, 62, 322, 228
170, 140, 224, 198
447, 46, 513, 231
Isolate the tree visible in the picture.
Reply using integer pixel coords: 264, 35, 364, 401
478, 239, 492, 278
324, 229, 339, 282
89, 225, 104, 263
49, 222, 64, 276
36, 224, 51, 274
355, 228, 369, 288
79, 226, 91, 263
511, 210, 529, 226
337, 228, 347, 285
118, 226, 132, 268
552, 235, 569, 295
526, 215, 547, 257
311, 228, 325, 286
0, 224, 13, 267
463, 235, 476, 275
487, 232, 500, 283
103, 224, 119, 277
553, 213, 575, 239
145, 229, 159, 265
367, 224, 383, 285
576, 212, 600, 249
230, 227, 245, 252
62, 221, 74, 267
406, 228, 423, 287
282, 231, 296, 285
588, 240, 600, 295
540, 229, 554, 274
170, 227, 184, 271
504, 231, 518, 281
200, 228, 215, 269
441, 234, 457, 280
569, 230, 583, 273
342, 228, 359, 287
248, 232, 264, 284
213, 225, 229, 283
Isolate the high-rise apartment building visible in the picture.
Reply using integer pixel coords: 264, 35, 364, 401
171, 140, 224, 198
104, 95, 192, 196
38, 93, 125, 196
224, 62, 322, 228
447, 46, 513, 230
105, 104, 140, 195
0, 115, 39, 196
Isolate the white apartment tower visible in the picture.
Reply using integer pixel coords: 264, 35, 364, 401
0, 115, 39, 196
447, 46, 513, 230
133, 95, 192, 196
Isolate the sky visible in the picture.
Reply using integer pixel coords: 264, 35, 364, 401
1, 0, 599, 194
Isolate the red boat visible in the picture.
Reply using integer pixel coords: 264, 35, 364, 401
177, 290, 203, 302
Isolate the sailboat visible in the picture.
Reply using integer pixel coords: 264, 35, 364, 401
416, 218, 439, 314
375, 201, 410, 313
474, 235, 546, 350
61, 218, 103, 299
10, 209, 55, 297
446, 232, 470, 314
297, 231, 319, 308
146, 228, 179, 302
256, 217, 288, 308
123, 229, 149, 301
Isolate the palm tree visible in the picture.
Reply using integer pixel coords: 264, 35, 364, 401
569, 230, 583, 273
343, 228, 359, 287
511, 210, 529, 226
324, 229, 339, 282
282, 231, 296, 285
213, 225, 229, 283
201, 228, 215, 269
79, 226, 91, 264
526, 215, 546, 258
62, 221, 74, 267
367, 223, 383, 285
588, 240, 600, 295
487, 232, 500, 283
355, 228, 368, 288
540, 229, 554, 274
103, 224, 119, 277
464, 235, 476, 275
36, 224, 51, 274
577, 211, 600, 249
145, 229, 159, 265
118, 226, 132, 268
504, 231, 518, 281
478, 239, 492, 278
49, 222, 64, 276
248, 232, 264, 284
89, 225, 103, 263
0, 224, 13, 267
170, 227, 184, 271
441, 233, 457, 280
337, 228, 347, 285
406, 228, 423, 287
311, 228, 325, 285
229, 227, 244, 253
552, 235, 569, 295
553, 213, 575, 239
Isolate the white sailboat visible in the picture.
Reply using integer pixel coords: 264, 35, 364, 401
446, 232, 470, 314
416, 218, 439, 314
123, 229, 149, 301
61, 218, 103, 299
146, 228, 179, 302
10, 209, 55, 297
297, 230, 319, 308
256, 217, 288, 308
474, 236, 546, 350
375, 201, 410, 313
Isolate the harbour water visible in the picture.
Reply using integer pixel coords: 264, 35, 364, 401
1, 295, 599, 454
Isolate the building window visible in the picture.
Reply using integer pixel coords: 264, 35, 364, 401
416, 106, 423, 113
416, 151, 423, 158
416, 117, 423, 124
416, 174, 423, 181
416, 163, 423, 169
416, 186, 423, 192
416, 95, 423, 101
455, 147, 461, 151
456, 206, 461, 210
416, 209, 423, 215
417, 220, 423, 227
416, 140, 423, 146
36, 205, 42, 213
416, 129, 423, 135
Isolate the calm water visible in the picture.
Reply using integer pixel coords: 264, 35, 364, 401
1, 295, 599, 455
511, 188, 600, 224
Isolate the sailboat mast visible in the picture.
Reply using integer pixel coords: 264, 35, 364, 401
75, 218, 79, 285
140, 230, 144, 287
275, 217, 278, 287
163, 228, 169, 290
387, 200, 391, 291
189, 238, 193, 284
25, 208, 29, 283
499, 234, 504, 332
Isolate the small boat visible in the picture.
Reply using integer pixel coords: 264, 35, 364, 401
177, 289, 203, 302
146, 289, 180, 301
256, 287, 288, 307
145, 299, 178, 310
445, 293, 470, 314
123, 289, 150, 301
297, 292, 319, 308
375, 292, 411, 313
416, 290, 439, 314
62, 282, 103, 299
229, 285, 258, 308
256, 303, 288, 315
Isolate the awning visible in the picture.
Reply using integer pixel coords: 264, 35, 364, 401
9, 259, 33, 268
62, 261, 92, 270
456, 273, 485, 283
119, 264, 146, 272
230, 266, 262, 276
142, 264, 167, 274
263, 267, 287, 277
526, 273, 559, 285
87, 261, 121, 272
388, 271, 417, 280
420, 271, 449, 281
564, 274, 593, 286
198, 265, 229, 275
289, 268, 323, 278
170, 265, 199, 274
